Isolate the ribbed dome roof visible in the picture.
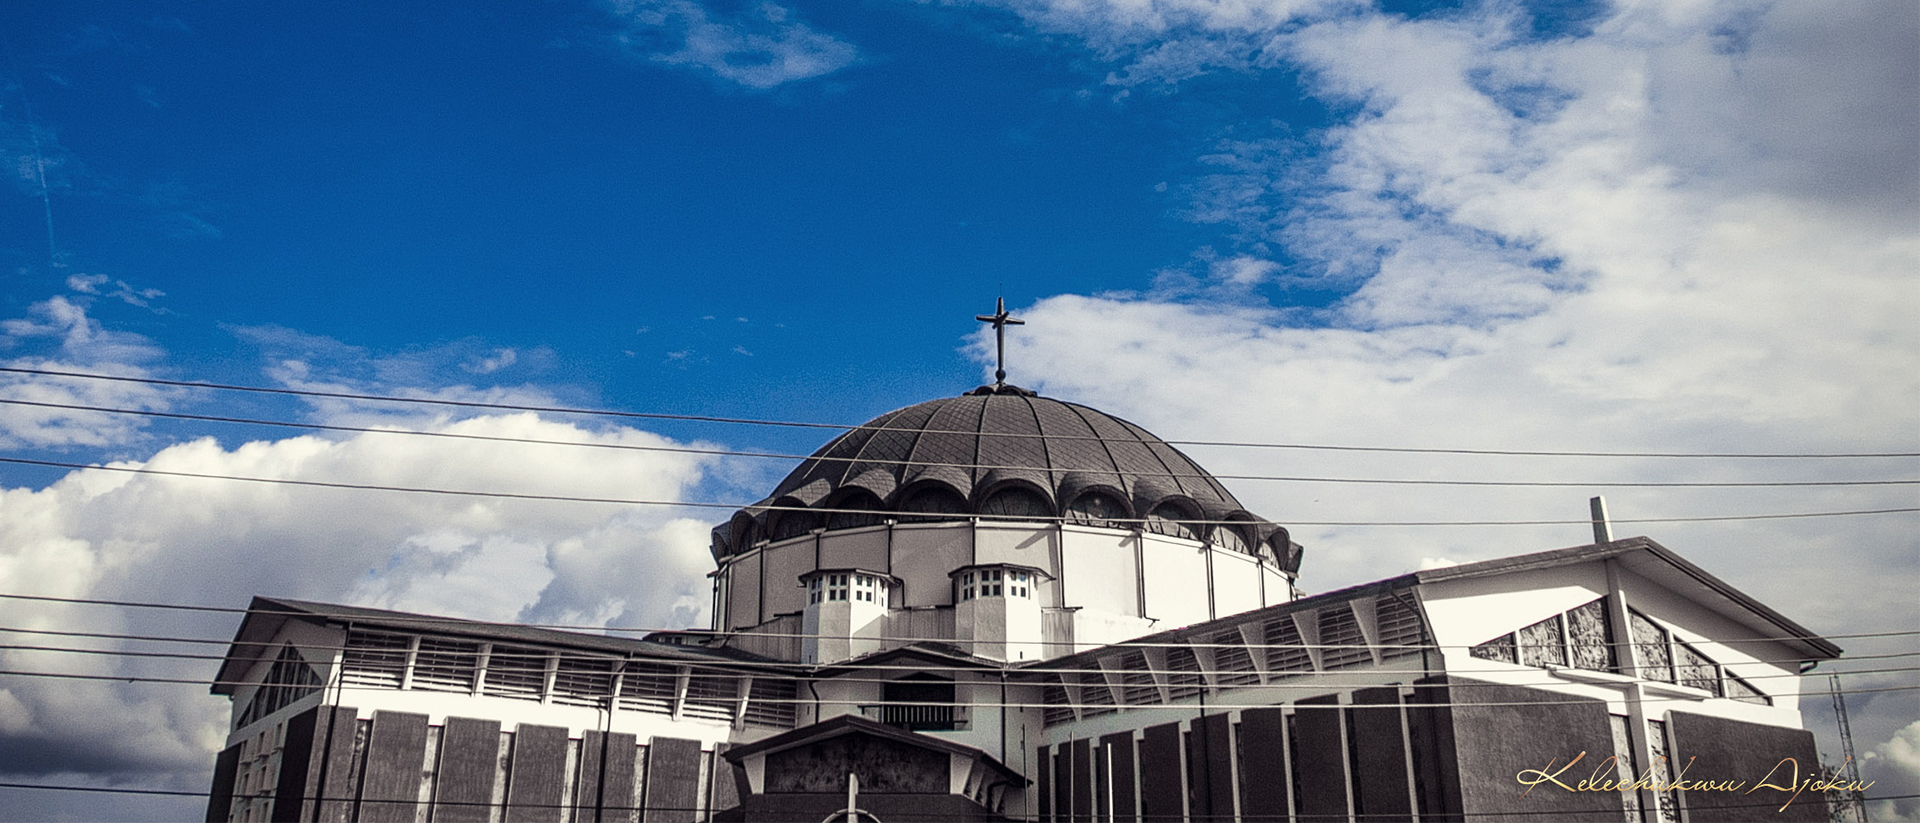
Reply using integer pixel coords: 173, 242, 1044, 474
713, 386, 1294, 568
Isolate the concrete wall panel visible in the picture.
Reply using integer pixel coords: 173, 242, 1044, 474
643, 736, 704, 823
1668, 711, 1827, 823
434, 716, 502, 823
505, 724, 569, 823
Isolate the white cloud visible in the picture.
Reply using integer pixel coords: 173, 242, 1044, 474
1864, 721, 1920, 821
0, 297, 175, 448
462, 346, 518, 374
0, 412, 727, 779
606, 0, 858, 90
967, 0, 1916, 782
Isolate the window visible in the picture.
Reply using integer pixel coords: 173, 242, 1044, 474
1009, 571, 1030, 598
960, 571, 975, 602
828, 574, 848, 602
852, 574, 887, 606
808, 577, 823, 605
1469, 597, 1613, 673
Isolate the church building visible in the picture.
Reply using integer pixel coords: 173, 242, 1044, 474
205, 345, 1844, 822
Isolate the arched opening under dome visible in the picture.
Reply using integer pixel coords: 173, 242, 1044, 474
1065, 490, 1129, 526
899, 485, 968, 522
1210, 522, 1252, 554
769, 506, 821, 542
1145, 501, 1200, 540
824, 489, 887, 531
978, 485, 1052, 522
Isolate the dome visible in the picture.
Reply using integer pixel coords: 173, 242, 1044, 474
713, 385, 1298, 570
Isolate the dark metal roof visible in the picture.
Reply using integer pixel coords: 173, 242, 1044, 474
715, 385, 1290, 558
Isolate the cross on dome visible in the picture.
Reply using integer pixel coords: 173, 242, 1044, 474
975, 296, 1025, 389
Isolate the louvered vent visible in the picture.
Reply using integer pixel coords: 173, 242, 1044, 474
1042, 683, 1074, 726
1318, 607, 1372, 669
1165, 646, 1203, 699
618, 662, 679, 716
1265, 615, 1312, 673
1213, 632, 1260, 687
1116, 651, 1159, 706
551, 656, 617, 708
1080, 672, 1116, 718
682, 674, 738, 722
1373, 595, 1427, 660
411, 638, 480, 693
744, 678, 797, 729
482, 646, 548, 701
341, 630, 410, 690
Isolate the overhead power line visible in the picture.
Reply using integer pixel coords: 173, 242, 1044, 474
6, 366, 1916, 459
2, 781, 1907, 820
4, 456, 1915, 527
7, 640, 1914, 688
0, 667, 1913, 710
4, 397, 1913, 489
5, 593, 1915, 648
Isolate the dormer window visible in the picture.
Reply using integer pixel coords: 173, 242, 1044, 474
806, 571, 890, 607
852, 573, 888, 606
957, 567, 1032, 601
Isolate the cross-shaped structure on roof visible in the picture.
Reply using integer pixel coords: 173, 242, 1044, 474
975, 296, 1025, 389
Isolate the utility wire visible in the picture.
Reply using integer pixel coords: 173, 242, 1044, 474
7, 642, 1914, 689
4, 397, 1912, 489
2, 781, 1904, 820
5, 593, 1913, 648
4, 456, 1914, 527
0, 668, 1913, 709
6, 366, 1915, 459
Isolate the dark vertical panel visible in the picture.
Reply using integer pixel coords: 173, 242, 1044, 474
1183, 728, 1207, 821
1406, 680, 1463, 822
274, 705, 359, 823
1291, 696, 1349, 823
576, 731, 639, 822
1035, 744, 1053, 823
1099, 732, 1137, 822
358, 711, 429, 823
1138, 722, 1183, 823
206, 743, 241, 822
1668, 711, 1827, 823
1440, 677, 1620, 822
642, 736, 703, 823
434, 717, 502, 823
1070, 738, 1094, 823
505, 724, 569, 823
1236, 707, 1290, 822
270, 707, 319, 823
1200, 714, 1234, 820
1350, 688, 1414, 823
706, 742, 736, 819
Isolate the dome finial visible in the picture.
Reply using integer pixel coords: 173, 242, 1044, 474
974, 296, 1025, 389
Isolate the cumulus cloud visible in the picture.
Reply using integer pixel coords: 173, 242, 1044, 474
1863, 720, 1920, 821
0, 412, 727, 779
965, 0, 1916, 793
605, 0, 858, 90
0, 297, 174, 449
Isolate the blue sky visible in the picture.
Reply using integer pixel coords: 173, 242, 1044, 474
1, 0, 1916, 819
